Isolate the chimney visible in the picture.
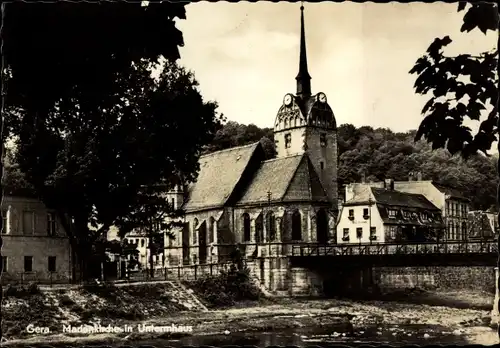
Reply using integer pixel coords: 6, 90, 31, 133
384, 178, 394, 190
408, 172, 414, 181
417, 171, 423, 181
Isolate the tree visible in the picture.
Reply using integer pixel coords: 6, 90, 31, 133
114, 184, 185, 279
5, 59, 223, 280
409, 3, 498, 157
409, 3, 499, 334
1, 2, 192, 282
203, 121, 275, 158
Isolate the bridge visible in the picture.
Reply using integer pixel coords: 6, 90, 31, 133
290, 240, 498, 267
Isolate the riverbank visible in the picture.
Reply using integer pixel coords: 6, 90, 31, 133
2, 286, 497, 346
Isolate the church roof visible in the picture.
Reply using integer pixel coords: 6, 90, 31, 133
237, 153, 329, 205
182, 142, 261, 212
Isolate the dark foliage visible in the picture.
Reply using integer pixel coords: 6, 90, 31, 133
409, 3, 498, 157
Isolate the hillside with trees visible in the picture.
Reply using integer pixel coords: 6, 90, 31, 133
203, 121, 498, 211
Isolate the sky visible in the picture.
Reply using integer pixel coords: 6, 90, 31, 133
174, 2, 497, 135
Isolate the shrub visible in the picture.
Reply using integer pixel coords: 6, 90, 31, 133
27, 282, 40, 295
187, 263, 261, 308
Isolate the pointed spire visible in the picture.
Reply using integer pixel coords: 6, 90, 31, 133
296, 3, 311, 98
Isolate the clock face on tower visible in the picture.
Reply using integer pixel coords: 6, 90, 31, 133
284, 94, 293, 106
318, 92, 327, 103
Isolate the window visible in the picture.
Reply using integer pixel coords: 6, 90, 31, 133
320, 133, 327, 147
171, 198, 175, 210
193, 218, 199, 243
462, 222, 467, 239
255, 214, 264, 243
209, 216, 216, 244
387, 226, 397, 239
1, 256, 7, 273
370, 227, 376, 238
348, 209, 354, 219
24, 256, 33, 272
388, 209, 397, 218
291, 210, 302, 240
243, 213, 251, 242
420, 212, 428, 221
320, 161, 324, 170
356, 227, 363, 239
316, 209, 329, 244
141, 239, 145, 247
402, 211, 411, 220
1, 209, 7, 234
267, 211, 276, 241
285, 133, 291, 149
48, 256, 56, 272
47, 212, 56, 236
342, 228, 349, 241
23, 211, 34, 235
363, 208, 369, 217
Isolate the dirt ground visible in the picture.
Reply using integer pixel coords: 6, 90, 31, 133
2, 289, 498, 346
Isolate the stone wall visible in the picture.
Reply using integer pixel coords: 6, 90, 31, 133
373, 266, 495, 293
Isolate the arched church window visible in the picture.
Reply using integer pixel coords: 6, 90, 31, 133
255, 214, 263, 243
461, 221, 467, 240
242, 213, 251, 242
267, 211, 276, 241
209, 216, 215, 244
291, 210, 302, 241
284, 118, 289, 128
316, 209, 328, 244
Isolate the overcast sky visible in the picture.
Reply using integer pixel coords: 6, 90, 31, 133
175, 2, 497, 136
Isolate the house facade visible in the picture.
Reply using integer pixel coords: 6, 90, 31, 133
338, 179, 445, 243
345, 175, 469, 241
1, 194, 72, 283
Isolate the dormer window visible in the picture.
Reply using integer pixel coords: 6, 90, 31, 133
285, 133, 291, 148
320, 133, 326, 147
402, 211, 411, 220
388, 209, 397, 218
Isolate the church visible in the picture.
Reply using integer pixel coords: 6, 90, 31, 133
165, 6, 340, 292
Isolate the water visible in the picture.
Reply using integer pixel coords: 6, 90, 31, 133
17, 323, 472, 347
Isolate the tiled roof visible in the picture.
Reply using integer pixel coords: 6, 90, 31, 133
237, 154, 329, 205
182, 142, 261, 212
371, 187, 439, 210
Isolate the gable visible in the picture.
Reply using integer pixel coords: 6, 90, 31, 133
282, 155, 329, 203
236, 154, 303, 205
183, 142, 262, 212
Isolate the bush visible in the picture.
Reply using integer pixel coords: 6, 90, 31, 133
187, 264, 261, 308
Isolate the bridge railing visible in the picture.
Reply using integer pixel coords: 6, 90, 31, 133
291, 240, 498, 257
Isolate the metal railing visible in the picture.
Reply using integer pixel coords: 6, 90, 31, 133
291, 239, 498, 257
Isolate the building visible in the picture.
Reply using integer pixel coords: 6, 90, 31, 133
468, 210, 498, 240
1, 194, 73, 283
338, 179, 444, 243
345, 174, 470, 241
161, 6, 339, 291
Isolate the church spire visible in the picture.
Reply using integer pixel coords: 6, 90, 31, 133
295, 3, 311, 98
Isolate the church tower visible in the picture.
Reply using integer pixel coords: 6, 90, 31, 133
273, 5, 338, 205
